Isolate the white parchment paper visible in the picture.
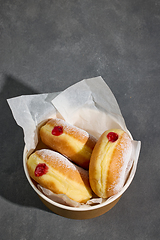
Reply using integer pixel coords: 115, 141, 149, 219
7, 76, 141, 208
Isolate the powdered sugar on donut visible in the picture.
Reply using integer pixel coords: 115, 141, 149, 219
37, 149, 88, 179
51, 118, 89, 140
108, 134, 132, 194
35, 149, 90, 188
37, 149, 78, 170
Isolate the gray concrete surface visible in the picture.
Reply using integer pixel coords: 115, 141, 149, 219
0, 0, 160, 239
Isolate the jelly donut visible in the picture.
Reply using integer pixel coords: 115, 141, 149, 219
39, 118, 97, 169
89, 129, 132, 198
27, 149, 92, 203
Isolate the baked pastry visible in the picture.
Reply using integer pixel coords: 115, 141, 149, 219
27, 149, 92, 203
39, 118, 97, 169
89, 129, 132, 198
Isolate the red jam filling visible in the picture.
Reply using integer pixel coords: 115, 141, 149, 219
34, 163, 48, 177
52, 126, 63, 136
107, 132, 118, 142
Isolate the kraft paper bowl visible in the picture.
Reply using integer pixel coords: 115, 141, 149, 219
23, 145, 137, 220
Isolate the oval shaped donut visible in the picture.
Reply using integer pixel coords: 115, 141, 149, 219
89, 129, 132, 198
27, 149, 92, 203
39, 118, 97, 169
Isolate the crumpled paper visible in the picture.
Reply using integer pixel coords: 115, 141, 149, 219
7, 76, 141, 208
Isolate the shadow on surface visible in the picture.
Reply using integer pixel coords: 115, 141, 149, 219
0, 75, 51, 213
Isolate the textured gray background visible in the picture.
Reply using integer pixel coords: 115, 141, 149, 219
0, 0, 160, 239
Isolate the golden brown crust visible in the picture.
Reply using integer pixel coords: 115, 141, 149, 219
89, 129, 132, 198
27, 149, 92, 203
39, 118, 97, 169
